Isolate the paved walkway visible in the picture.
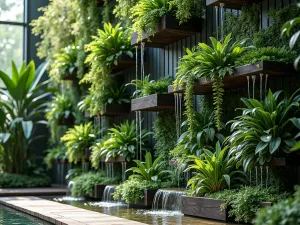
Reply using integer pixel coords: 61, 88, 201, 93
0, 196, 147, 225
0, 188, 67, 196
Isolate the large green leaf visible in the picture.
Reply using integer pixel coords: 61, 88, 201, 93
22, 121, 33, 139
269, 137, 281, 154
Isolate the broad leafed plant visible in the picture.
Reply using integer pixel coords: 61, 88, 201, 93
227, 89, 300, 171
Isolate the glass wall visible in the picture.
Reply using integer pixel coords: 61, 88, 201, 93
0, 0, 26, 74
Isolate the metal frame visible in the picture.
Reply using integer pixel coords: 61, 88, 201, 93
0, 0, 28, 62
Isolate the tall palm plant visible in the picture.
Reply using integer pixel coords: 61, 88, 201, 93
0, 61, 49, 173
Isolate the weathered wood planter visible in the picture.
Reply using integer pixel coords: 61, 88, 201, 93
168, 61, 297, 94
94, 184, 107, 199
100, 156, 126, 163
100, 103, 131, 116
131, 15, 201, 48
182, 196, 273, 222
262, 153, 300, 167
206, 0, 259, 9
131, 94, 174, 112
112, 55, 136, 73
129, 189, 158, 209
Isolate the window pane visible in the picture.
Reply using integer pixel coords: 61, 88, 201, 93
0, 0, 24, 22
0, 24, 23, 75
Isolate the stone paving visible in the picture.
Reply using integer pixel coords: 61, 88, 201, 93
0, 188, 67, 196
0, 196, 147, 225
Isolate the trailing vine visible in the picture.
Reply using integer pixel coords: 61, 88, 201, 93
113, 0, 138, 26
212, 77, 224, 131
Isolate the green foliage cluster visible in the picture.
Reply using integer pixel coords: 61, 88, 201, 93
236, 47, 297, 66
153, 111, 177, 159
113, 179, 161, 204
186, 142, 245, 196
72, 172, 120, 197
255, 186, 300, 225
131, 0, 169, 40
169, 0, 205, 24
113, 0, 139, 26
61, 122, 95, 164
90, 120, 152, 163
227, 89, 300, 172
127, 76, 172, 98
0, 173, 51, 188
254, 5, 300, 54
44, 146, 67, 169
222, 4, 260, 44
31, 0, 78, 61
127, 152, 169, 181
81, 23, 133, 116
207, 186, 290, 223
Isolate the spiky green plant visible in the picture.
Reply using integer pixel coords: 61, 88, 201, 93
127, 152, 169, 181
186, 142, 245, 196
61, 122, 95, 164
227, 89, 300, 172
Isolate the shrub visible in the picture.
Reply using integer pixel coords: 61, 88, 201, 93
72, 172, 120, 197
207, 186, 290, 223
0, 173, 51, 188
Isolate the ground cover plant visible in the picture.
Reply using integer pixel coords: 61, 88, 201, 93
0, 173, 51, 188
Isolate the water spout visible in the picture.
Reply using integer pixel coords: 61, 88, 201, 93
247, 76, 250, 98
252, 75, 256, 99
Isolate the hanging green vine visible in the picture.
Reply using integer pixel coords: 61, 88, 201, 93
113, 0, 139, 26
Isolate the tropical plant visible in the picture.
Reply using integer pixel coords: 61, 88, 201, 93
49, 43, 79, 81
131, 0, 169, 40
98, 120, 152, 162
61, 122, 96, 164
81, 22, 133, 116
105, 85, 130, 104
46, 94, 75, 141
90, 136, 109, 169
44, 146, 68, 169
236, 47, 296, 66
169, 0, 205, 24
171, 110, 225, 160
227, 89, 300, 172
0, 61, 49, 174
282, 4, 300, 69
113, 0, 139, 25
255, 186, 300, 225
127, 152, 169, 181
72, 172, 120, 197
185, 142, 245, 196
127, 75, 172, 98
207, 186, 290, 223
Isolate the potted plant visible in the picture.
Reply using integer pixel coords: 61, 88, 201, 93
127, 75, 175, 111
113, 152, 169, 207
91, 120, 152, 163
130, 0, 204, 47
227, 89, 300, 171
61, 122, 96, 165
50, 43, 78, 81
81, 23, 133, 117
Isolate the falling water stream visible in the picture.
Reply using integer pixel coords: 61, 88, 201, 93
56, 181, 85, 201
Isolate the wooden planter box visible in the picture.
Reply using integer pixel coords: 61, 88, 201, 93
112, 54, 136, 73
182, 196, 228, 221
100, 103, 130, 116
206, 0, 259, 9
129, 189, 158, 209
262, 153, 300, 167
58, 115, 75, 126
182, 196, 273, 222
168, 61, 296, 95
100, 156, 126, 163
61, 69, 77, 81
131, 94, 174, 111
94, 184, 107, 199
131, 15, 201, 48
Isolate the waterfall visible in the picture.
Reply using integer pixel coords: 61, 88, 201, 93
152, 189, 184, 212
89, 185, 126, 207
102, 185, 116, 202
66, 181, 74, 196
56, 181, 84, 202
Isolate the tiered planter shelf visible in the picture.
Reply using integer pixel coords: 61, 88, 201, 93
100, 103, 130, 116
206, 0, 259, 9
58, 115, 75, 126
112, 55, 136, 73
100, 156, 126, 163
168, 61, 296, 95
129, 189, 158, 209
262, 153, 300, 167
131, 15, 201, 48
182, 196, 272, 221
94, 184, 107, 199
131, 94, 174, 112
61, 69, 77, 81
